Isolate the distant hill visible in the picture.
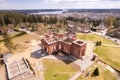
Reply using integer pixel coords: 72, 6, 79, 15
0, 9, 120, 14
68, 9, 120, 13
0, 9, 63, 14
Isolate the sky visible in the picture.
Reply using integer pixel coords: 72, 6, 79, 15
0, 0, 120, 10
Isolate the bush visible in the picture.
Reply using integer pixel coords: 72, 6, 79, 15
91, 28, 96, 31
14, 29, 19, 32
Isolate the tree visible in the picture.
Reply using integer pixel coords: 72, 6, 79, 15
113, 18, 120, 28
92, 67, 99, 77
108, 17, 114, 32
99, 41, 102, 46
37, 15, 43, 23
104, 16, 115, 32
3, 28, 14, 53
96, 41, 99, 46
92, 20, 101, 27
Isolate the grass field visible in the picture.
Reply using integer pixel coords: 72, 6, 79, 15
0, 33, 39, 54
0, 32, 20, 41
77, 63, 116, 80
12, 33, 39, 44
95, 45, 120, 71
43, 59, 80, 80
77, 33, 117, 45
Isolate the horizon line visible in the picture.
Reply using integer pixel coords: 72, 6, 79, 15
1, 8, 120, 10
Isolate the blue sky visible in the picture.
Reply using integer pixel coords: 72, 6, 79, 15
0, 0, 120, 9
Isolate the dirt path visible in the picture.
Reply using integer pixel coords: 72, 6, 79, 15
70, 72, 81, 80
85, 41, 95, 58
0, 65, 7, 80
102, 44, 120, 47
69, 41, 95, 80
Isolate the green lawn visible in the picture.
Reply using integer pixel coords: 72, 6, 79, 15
43, 59, 80, 80
77, 63, 116, 80
77, 33, 117, 45
95, 45, 120, 71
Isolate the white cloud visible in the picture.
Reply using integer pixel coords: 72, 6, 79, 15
0, 0, 120, 9
48, 0, 101, 1
0, 3, 9, 9
0, 0, 4, 2
44, 0, 120, 9
46, 0, 101, 3
0, 0, 11, 10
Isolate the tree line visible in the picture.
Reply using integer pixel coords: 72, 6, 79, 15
0, 11, 59, 27
65, 16, 120, 28
0, 11, 120, 29
65, 16, 101, 27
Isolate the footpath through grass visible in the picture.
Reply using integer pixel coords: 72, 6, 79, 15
43, 59, 79, 80
77, 33, 120, 70
77, 63, 116, 80
77, 33, 118, 45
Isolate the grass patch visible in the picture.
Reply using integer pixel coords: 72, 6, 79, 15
95, 45, 120, 71
77, 33, 117, 45
43, 59, 80, 80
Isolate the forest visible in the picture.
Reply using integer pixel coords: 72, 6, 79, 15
0, 11, 58, 27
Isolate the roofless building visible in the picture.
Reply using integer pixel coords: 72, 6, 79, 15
41, 32, 87, 58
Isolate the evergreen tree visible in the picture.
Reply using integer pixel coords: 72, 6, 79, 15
96, 41, 98, 46
92, 67, 99, 77
99, 41, 102, 46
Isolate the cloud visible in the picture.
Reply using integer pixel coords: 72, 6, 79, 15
0, 0, 17, 10
0, 0, 120, 9
48, 0, 101, 1
45, 0, 120, 3
0, 0, 13, 10
46, 0, 101, 3
0, 0, 4, 2
44, 0, 120, 9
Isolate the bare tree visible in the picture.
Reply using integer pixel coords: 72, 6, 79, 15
2, 27, 14, 53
